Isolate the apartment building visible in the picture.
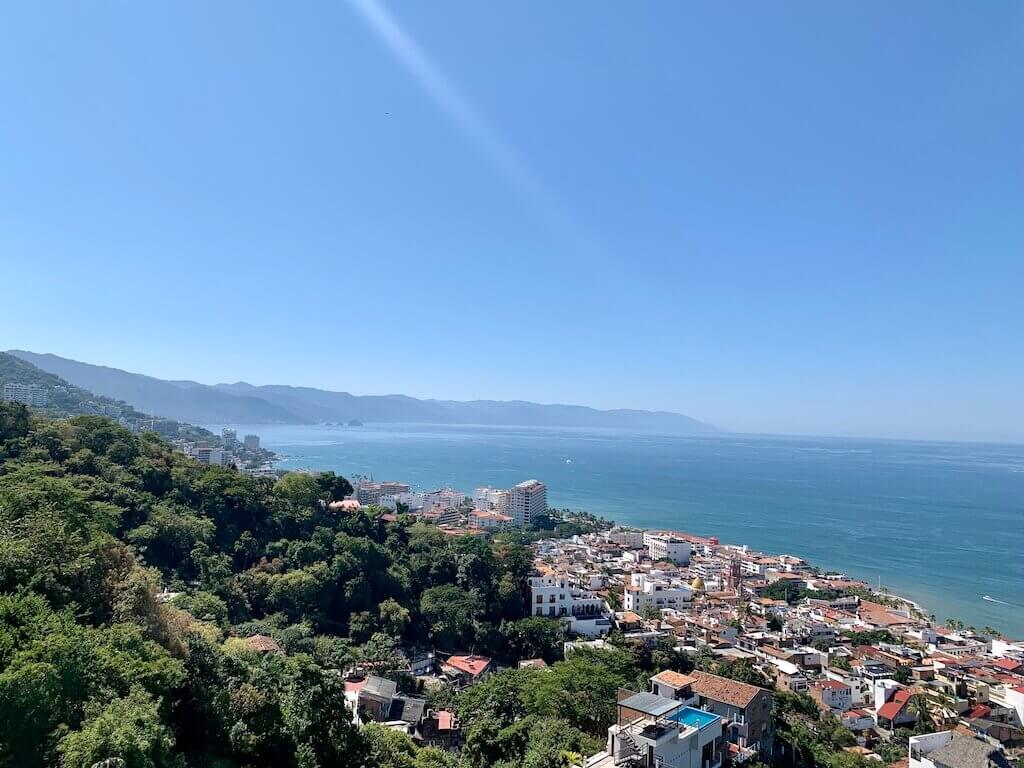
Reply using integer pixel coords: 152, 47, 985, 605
2, 382, 49, 407
472, 487, 510, 513
508, 479, 547, 527
624, 572, 695, 614
645, 532, 692, 565
530, 575, 610, 637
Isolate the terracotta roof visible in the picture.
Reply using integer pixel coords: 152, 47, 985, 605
444, 654, 492, 677
689, 670, 764, 708
877, 689, 912, 721
816, 679, 848, 690
652, 670, 696, 688
993, 658, 1022, 671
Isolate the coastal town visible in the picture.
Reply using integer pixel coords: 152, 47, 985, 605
282, 473, 1024, 768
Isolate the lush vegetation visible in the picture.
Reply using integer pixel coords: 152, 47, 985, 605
0, 404, 554, 768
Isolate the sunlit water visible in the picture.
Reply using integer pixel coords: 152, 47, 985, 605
218, 423, 1024, 636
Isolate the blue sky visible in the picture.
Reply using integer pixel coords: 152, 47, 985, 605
1, 2, 1022, 440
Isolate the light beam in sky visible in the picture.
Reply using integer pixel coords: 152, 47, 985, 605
347, 0, 594, 252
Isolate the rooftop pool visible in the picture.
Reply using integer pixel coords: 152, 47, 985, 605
672, 707, 720, 730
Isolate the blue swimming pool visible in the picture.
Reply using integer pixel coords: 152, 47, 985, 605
672, 707, 720, 730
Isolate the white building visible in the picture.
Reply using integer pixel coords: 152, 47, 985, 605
530, 575, 610, 638
589, 693, 723, 768
508, 479, 547, 527
380, 491, 428, 512
469, 509, 513, 531
909, 731, 1012, 768
644, 532, 692, 565
604, 528, 645, 548
2, 382, 49, 407
472, 487, 510, 514
423, 487, 466, 510
624, 572, 695, 613
221, 427, 237, 445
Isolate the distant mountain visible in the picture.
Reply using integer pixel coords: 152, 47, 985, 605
10, 351, 301, 424
10, 351, 717, 433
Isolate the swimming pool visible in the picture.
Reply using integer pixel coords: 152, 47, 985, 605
671, 707, 720, 730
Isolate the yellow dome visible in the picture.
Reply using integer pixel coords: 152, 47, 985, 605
690, 576, 705, 592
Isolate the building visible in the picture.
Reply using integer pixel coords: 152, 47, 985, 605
529, 575, 611, 637
356, 481, 412, 506
2, 382, 49, 407
645, 532, 693, 565
624, 572, 695, 614
909, 731, 1013, 768
221, 427, 237, 446
440, 654, 494, 686
469, 509, 513, 531
604, 528, 646, 548
2, 382, 49, 409
810, 679, 853, 714
589, 690, 723, 768
243, 434, 260, 451
686, 670, 774, 759
508, 479, 546, 527
472, 487, 510, 514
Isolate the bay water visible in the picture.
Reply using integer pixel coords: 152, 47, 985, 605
221, 423, 1024, 636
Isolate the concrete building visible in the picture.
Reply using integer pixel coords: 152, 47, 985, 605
243, 434, 260, 451
530, 575, 610, 637
810, 680, 853, 714
221, 427, 237, 446
508, 479, 547, 527
472, 487, 510, 513
2, 382, 49, 407
356, 481, 412, 505
909, 731, 1013, 768
645, 532, 692, 565
686, 670, 774, 759
624, 572, 695, 614
469, 509, 513, 531
589, 691, 723, 768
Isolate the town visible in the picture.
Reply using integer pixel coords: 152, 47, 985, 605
273, 473, 1023, 768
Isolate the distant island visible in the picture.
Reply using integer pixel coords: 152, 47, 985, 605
8, 350, 716, 433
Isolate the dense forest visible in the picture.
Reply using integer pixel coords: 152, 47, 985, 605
0, 403, 684, 768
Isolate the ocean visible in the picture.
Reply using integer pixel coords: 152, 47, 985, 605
220, 423, 1024, 636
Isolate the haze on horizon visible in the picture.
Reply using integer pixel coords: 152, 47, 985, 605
1, 2, 1021, 443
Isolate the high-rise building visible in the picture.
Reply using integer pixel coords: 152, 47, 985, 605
222, 428, 238, 446
243, 434, 260, 451
508, 479, 547, 527
2, 382, 49, 407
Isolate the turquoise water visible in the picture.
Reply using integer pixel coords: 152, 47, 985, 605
221, 423, 1024, 636
672, 708, 720, 730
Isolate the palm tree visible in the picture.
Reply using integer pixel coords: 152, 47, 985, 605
982, 625, 1001, 639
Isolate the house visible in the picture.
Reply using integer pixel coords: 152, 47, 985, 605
417, 709, 461, 749
811, 679, 853, 714
355, 675, 428, 730
686, 670, 774, 758
440, 654, 494, 685
875, 686, 917, 728
587, 690, 724, 768
909, 731, 1013, 768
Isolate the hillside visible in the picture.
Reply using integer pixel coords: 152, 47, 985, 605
10, 350, 717, 433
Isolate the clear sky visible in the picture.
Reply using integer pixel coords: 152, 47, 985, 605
1, 2, 1022, 441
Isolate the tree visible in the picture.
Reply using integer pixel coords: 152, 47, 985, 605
379, 598, 411, 637
420, 586, 482, 650
56, 687, 181, 768
363, 723, 416, 768
893, 665, 912, 684
315, 471, 353, 503
500, 617, 565, 664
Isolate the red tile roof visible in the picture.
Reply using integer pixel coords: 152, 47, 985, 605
689, 670, 764, 708
444, 654, 492, 677
877, 689, 912, 721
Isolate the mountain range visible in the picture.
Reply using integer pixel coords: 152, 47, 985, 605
8, 350, 716, 433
